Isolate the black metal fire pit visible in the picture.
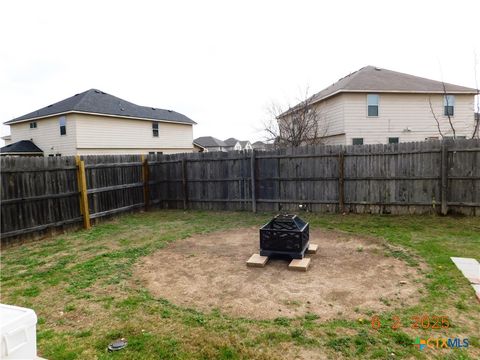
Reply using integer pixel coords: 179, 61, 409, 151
259, 214, 309, 259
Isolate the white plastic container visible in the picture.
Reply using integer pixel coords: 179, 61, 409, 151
0, 304, 38, 359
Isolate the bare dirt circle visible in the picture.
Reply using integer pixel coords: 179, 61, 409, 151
135, 227, 424, 320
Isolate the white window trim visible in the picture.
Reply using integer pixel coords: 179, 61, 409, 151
443, 95, 455, 117
367, 94, 379, 117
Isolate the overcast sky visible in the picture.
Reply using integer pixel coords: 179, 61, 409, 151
1, 0, 479, 145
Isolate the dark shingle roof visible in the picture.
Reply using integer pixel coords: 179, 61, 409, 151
309, 66, 478, 103
194, 136, 227, 147
224, 137, 239, 146
0, 140, 43, 154
5, 89, 196, 125
281, 66, 478, 117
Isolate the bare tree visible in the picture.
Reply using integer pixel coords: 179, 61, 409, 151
472, 53, 480, 138
430, 60, 480, 139
263, 90, 328, 148
428, 96, 445, 139
442, 82, 456, 139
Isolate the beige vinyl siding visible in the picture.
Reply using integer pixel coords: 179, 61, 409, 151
342, 93, 475, 144
313, 94, 345, 137
278, 94, 345, 141
321, 134, 346, 145
2, 136, 12, 145
74, 113, 193, 151
9, 115, 77, 155
76, 148, 192, 155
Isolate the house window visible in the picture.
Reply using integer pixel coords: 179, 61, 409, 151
425, 136, 439, 141
367, 94, 379, 117
156, 151, 163, 155
29, 122, 37, 129
352, 138, 364, 145
148, 152, 155, 155
59, 116, 66, 135
152, 122, 159, 137
388, 137, 399, 144
444, 95, 455, 116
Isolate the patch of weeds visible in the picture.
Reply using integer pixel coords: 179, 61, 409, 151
455, 301, 467, 310
161, 308, 172, 318
356, 246, 364, 252
117, 295, 148, 310
326, 336, 351, 353
386, 248, 418, 267
64, 303, 76, 312
379, 297, 391, 306
218, 346, 240, 360
74, 330, 92, 338
183, 313, 206, 327
290, 328, 316, 345
353, 329, 376, 355
391, 331, 412, 346
282, 299, 301, 307
37, 329, 55, 340
274, 317, 291, 326
22, 285, 40, 297
304, 312, 320, 321
259, 331, 290, 344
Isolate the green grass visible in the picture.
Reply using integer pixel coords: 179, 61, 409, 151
1, 210, 479, 359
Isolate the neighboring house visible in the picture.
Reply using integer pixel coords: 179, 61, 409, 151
1, 135, 12, 146
279, 66, 478, 145
2, 89, 196, 156
0, 140, 43, 156
233, 140, 252, 151
193, 142, 207, 152
252, 141, 273, 151
223, 137, 239, 151
193, 136, 228, 152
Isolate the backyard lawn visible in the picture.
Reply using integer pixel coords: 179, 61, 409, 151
1, 210, 479, 359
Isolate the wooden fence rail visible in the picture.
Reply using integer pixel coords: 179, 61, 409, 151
1, 139, 479, 241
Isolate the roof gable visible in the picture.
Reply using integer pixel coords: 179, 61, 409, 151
309, 66, 478, 105
194, 136, 227, 147
224, 137, 239, 146
5, 89, 196, 125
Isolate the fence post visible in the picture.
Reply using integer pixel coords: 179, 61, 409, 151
250, 150, 257, 213
441, 143, 448, 215
182, 158, 188, 210
75, 155, 91, 229
141, 155, 150, 211
338, 150, 345, 213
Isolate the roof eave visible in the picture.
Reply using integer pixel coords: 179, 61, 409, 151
4, 110, 197, 126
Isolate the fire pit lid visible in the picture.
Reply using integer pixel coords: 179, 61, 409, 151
263, 214, 307, 231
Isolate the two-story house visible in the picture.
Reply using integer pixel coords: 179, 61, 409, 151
1, 89, 196, 156
279, 66, 478, 145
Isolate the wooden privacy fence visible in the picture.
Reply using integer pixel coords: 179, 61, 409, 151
154, 139, 479, 214
1, 139, 479, 240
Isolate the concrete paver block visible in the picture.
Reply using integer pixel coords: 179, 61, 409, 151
306, 243, 318, 254
451, 257, 480, 284
246, 254, 269, 268
288, 257, 311, 272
